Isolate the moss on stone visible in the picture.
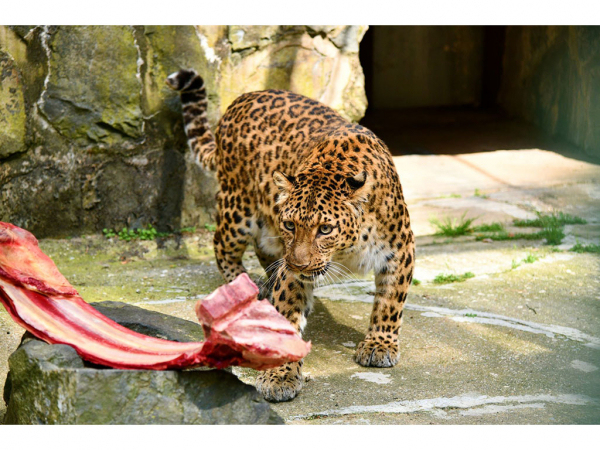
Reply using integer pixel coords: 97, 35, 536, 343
0, 50, 26, 158
40, 26, 143, 146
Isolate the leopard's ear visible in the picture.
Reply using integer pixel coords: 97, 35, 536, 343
273, 171, 295, 194
345, 171, 371, 214
273, 170, 296, 200
346, 171, 367, 191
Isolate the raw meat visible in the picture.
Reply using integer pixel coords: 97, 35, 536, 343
0, 222, 310, 370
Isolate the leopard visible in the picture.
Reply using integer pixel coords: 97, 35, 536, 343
166, 69, 415, 402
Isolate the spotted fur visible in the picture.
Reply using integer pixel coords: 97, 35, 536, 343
168, 69, 415, 402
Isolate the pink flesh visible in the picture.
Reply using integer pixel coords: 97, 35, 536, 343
0, 221, 310, 371
0, 222, 77, 296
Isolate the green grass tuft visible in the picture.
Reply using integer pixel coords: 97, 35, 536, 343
511, 253, 540, 270
475, 231, 543, 242
472, 222, 504, 232
570, 243, 600, 254
474, 189, 489, 199
412, 278, 421, 286
433, 272, 475, 284
538, 226, 565, 245
430, 213, 477, 237
513, 211, 587, 228
204, 223, 217, 232
510, 211, 586, 245
522, 253, 539, 264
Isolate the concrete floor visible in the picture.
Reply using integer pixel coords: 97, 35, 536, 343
1, 122, 600, 424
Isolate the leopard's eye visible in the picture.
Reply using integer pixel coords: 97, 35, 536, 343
283, 221, 295, 231
319, 224, 333, 235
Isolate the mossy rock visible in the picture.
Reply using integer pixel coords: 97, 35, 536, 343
39, 26, 143, 146
0, 50, 27, 158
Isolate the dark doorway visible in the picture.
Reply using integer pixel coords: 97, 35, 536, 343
358, 26, 568, 157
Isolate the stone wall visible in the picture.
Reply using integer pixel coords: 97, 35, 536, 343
0, 25, 367, 238
498, 26, 600, 158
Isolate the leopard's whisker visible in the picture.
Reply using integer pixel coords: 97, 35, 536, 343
264, 258, 284, 275
329, 261, 363, 283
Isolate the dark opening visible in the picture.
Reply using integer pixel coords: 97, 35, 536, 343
481, 26, 506, 108
358, 26, 565, 157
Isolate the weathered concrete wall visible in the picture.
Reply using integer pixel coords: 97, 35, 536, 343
0, 25, 367, 238
371, 26, 484, 109
498, 26, 600, 158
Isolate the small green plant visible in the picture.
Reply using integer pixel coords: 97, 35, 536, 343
139, 224, 160, 240
475, 231, 543, 242
509, 252, 541, 271
102, 228, 117, 238
509, 211, 586, 246
474, 189, 489, 199
570, 243, 600, 254
179, 226, 197, 234
522, 253, 539, 264
118, 227, 139, 242
439, 193, 462, 199
204, 223, 217, 232
412, 279, 421, 286
539, 226, 565, 245
472, 222, 504, 233
433, 272, 475, 284
430, 213, 477, 237
513, 211, 587, 228
102, 224, 170, 241
465, 313, 478, 318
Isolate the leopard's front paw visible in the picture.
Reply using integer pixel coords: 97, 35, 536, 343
354, 335, 399, 367
255, 362, 303, 402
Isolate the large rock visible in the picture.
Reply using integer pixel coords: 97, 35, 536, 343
3, 302, 283, 424
0, 25, 368, 238
92, 300, 206, 342
214, 25, 368, 123
40, 26, 143, 145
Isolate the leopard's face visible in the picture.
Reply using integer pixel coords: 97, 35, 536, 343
273, 168, 368, 282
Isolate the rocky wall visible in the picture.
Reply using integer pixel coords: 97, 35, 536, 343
498, 26, 600, 158
0, 25, 367, 238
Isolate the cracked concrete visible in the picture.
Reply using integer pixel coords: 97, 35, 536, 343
1, 148, 600, 424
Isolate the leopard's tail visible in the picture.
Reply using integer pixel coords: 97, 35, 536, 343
166, 69, 217, 171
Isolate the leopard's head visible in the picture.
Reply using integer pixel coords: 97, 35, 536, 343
273, 165, 371, 283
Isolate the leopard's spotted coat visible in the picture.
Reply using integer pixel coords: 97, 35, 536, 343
167, 69, 415, 402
